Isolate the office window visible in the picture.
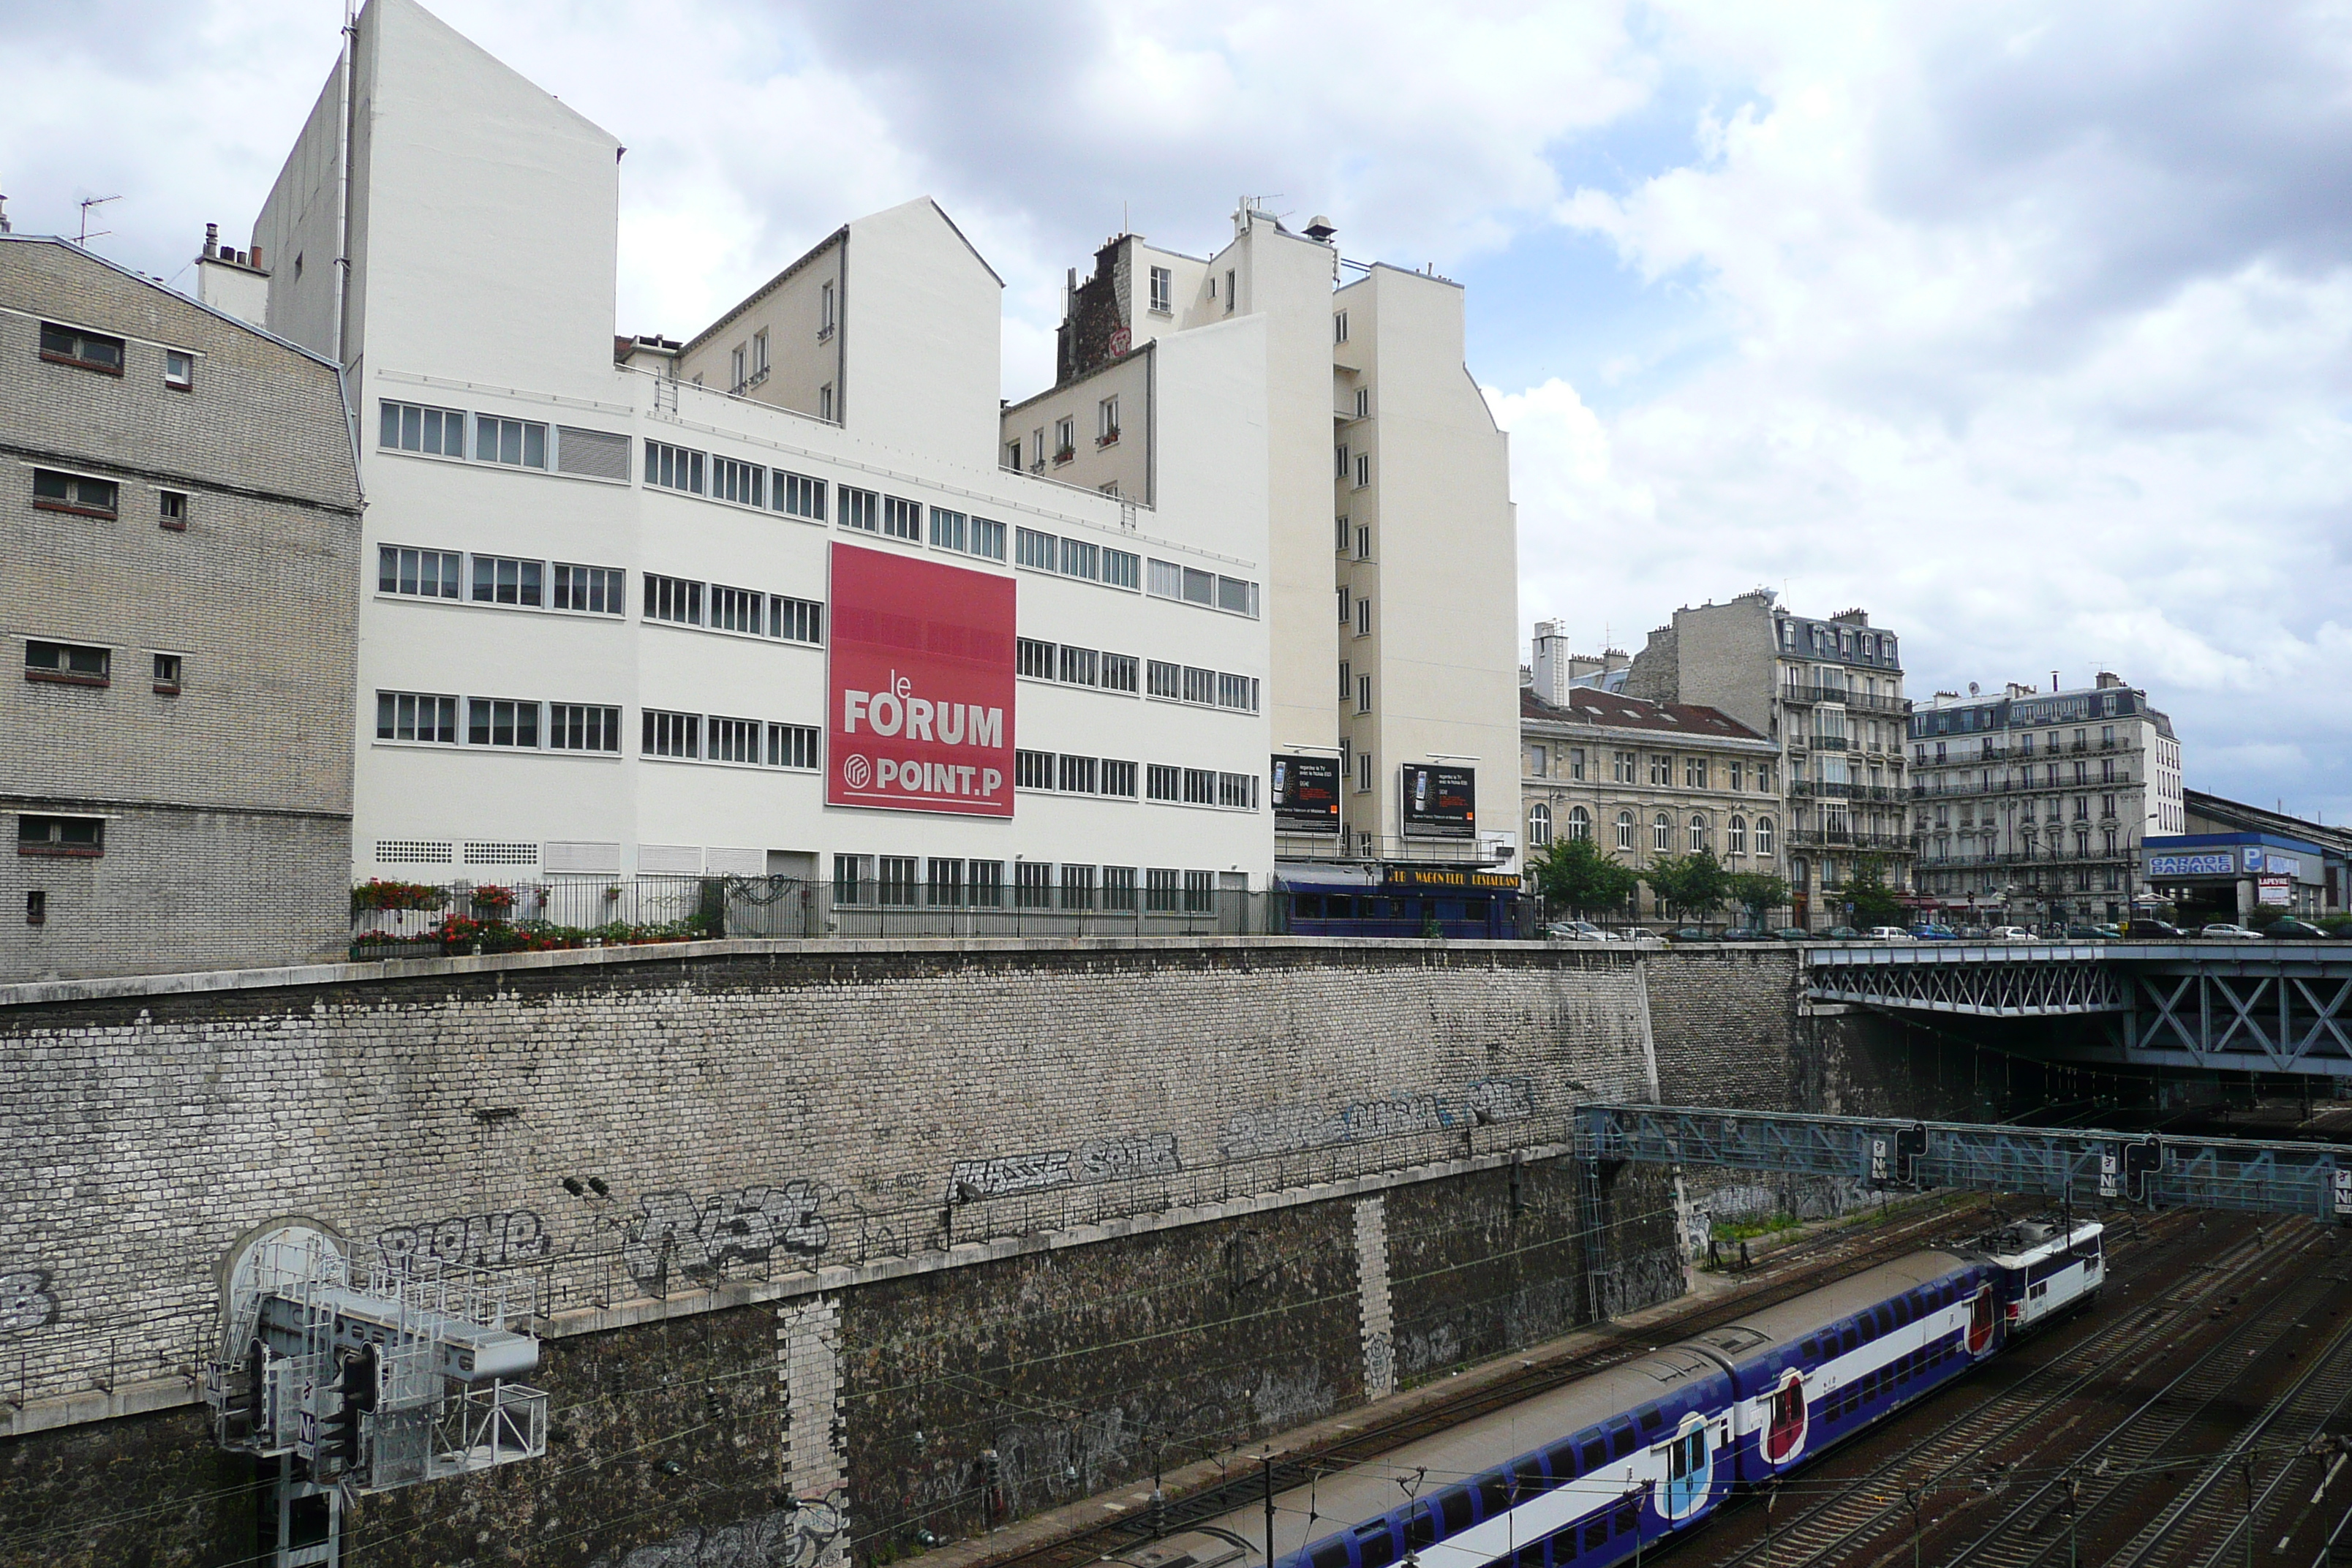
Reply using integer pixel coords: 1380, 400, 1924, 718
1569, 806, 1591, 840
1216, 673, 1259, 712
1217, 772, 1258, 810
1058, 754, 1098, 794
1616, 811, 1635, 851
775, 470, 826, 521
1018, 639, 1056, 680
829, 486, 875, 533
157, 489, 187, 529
1613, 750, 1637, 783
549, 704, 622, 752
554, 563, 625, 614
1104, 864, 1138, 910
1146, 558, 1182, 599
1146, 867, 1180, 911
1335, 514, 1350, 552
1015, 750, 1054, 790
1146, 660, 1181, 700
819, 280, 837, 339
377, 691, 458, 743
39, 322, 124, 374
1729, 760, 1745, 792
711, 584, 764, 635
1183, 768, 1216, 805
1004, 440, 1023, 471
1357, 674, 1371, 713
1354, 453, 1370, 489
1338, 586, 1352, 625
878, 856, 918, 906
1102, 759, 1138, 797
1336, 443, 1349, 479
730, 344, 747, 392
771, 595, 823, 644
712, 456, 764, 507
1059, 646, 1099, 687
645, 440, 704, 494
471, 555, 544, 608
1060, 538, 1100, 580
1224, 269, 1236, 311
1729, 815, 1747, 854
877, 495, 920, 541
1689, 814, 1708, 853
1146, 764, 1180, 802
818, 383, 835, 421
1054, 418, 1077, 461
972, 860, 1006, 907
968, 516, 1007, 560
709, 716, 761, 764
475, 415, 548, 469
1184, 869, 1215, 912
151, 652, 181, 693
767, 723, 819, 769
1183, 666, 1215, 704
1356, 598, 1371, 638
467, 698, 540, 748
18, 815, 104, 856
644, 574, 704, 626
1015, 861, 1053, 908
925, 857, 966, 908
1356, 525, 1372, 559
1357, 751, 1373, 791
1098, 396, 1120, 443
31, 469, 118, 519
1334, 310, 1349, 344
25, 640, 110, 684
1016, 527, 1058, 570
1149, 266, 1172, 313
1355, 387, 1370, 419
1756, 816, 1776, 856
642, 709, 700, 758
753, 329, 768, 378
1338, 660, 1351, 699
162, 348, 195, 391
1217, 575, 1259, 616
1654, 813, 1673, 852
380, 545, 461, 599
930, 508, 967, 553
1530, 802, 1553, 846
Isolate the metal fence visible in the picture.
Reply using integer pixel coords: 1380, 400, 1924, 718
353, 874, 1286, 949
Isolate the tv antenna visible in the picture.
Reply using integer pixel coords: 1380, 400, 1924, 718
78, 194, 120, 246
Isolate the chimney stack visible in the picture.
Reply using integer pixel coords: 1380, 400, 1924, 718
204, 222, 219, 258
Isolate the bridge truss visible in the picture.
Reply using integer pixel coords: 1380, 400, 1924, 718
1578, 1102, 2352, 1221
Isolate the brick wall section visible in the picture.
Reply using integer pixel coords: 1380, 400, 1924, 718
0, 236, 361, 981
1642, 947, 1805, 1109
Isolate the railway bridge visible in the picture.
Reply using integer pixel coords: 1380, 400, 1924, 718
1804, 940, 2352, 1076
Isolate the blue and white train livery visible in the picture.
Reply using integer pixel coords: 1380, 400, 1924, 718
1235, 1221, 2101, 1568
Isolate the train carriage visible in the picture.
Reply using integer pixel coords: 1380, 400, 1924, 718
1970, 1217, 2103, 1336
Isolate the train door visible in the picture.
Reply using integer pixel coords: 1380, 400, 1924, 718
1761, 1368, 1808, 1466
1966, 1282, 1997, 1354
1660, 1416, 1712, 1520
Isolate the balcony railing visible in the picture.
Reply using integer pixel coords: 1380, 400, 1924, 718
1912, 770, 2135, 796
1782, 686, 1910, 714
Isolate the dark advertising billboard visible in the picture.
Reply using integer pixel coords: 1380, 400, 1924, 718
1271, 754, 1341, 834
1401, 764, 1476, 840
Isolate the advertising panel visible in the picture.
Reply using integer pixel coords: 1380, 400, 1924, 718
826, 542, 1016, 817
2149, 852, 2234, 878
1271, 754, 1341, 835
2259, 877, 2293, 906
1400, 764, 1476, 840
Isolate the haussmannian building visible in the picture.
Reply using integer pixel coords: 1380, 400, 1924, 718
1520, 683, 1785, 924
1907, 674, 2182, 927
0, 232, 361, 980
1626, 590, 1913, 930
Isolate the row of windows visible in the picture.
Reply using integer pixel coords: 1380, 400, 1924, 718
1011, 752, 1259, 810
28, 467, 190, 529
39, 321, 195, 389
834, 856, 1218, 912
23, 638, 182, 693
1780, 618, 1899, 667
1013, 525, 1142, 589
1530, 746, 1781, 794
373, 691, 818, 768
643, 573, 823, 644
1016, 638, 1139, 692
1529, 804, 1778, 856
379, 399, 633, 480
1146, 558, 1259, 618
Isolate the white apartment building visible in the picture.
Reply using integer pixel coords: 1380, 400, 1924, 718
1909, 674, 2184, 927
1002, 218, 1520, 870
233, 0, 1274, 915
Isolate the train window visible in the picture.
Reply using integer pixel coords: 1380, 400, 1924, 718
1583, 1522, 1609, 1553
1540, 1439, 1579, 1478
1475, 1473, 1512, 1516
1295, 894, 1324, 918
1610, 1424, 1637, 1459
1636, 1404, 1663, 1434
1613, 1503, 1637, 1537
1874, 1306, 1893, 1336
1515, 1457, 1548, 1496
1580, 1437, 1607, 1470
1310, 1543, 1353, 1568
1801, 1338, 1819, 1359
1842, 1324, 1859, 1352
1405, 1503, 1439, 1549
1512, 1540, 1545, 1568
1352, 1519, 1397, 1568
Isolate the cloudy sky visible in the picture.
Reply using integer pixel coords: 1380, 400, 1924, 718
6, 0, 2350, 819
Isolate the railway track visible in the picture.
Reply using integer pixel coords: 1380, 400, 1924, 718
951, 1196, 1994, 1568
1679, 1210, 2308, 1568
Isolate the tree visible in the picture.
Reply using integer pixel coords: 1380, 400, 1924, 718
1531, 834, 1642, 917
1842, 853, 1904, 928
1643, 851, 1731, 922
1725, 871, 1791, 930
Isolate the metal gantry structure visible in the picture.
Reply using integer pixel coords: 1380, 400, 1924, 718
1578, 1102, 2352, 1222
1805, 942, 2352, 1077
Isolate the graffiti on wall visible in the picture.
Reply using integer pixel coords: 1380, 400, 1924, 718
949, 1132, 1180, 1199
584, 1490, 845, 1568
1, 1269, 58, 1334
622, 1184, 828, 1288
1461, 1077, 1536, 1123
1218, 1077, 1536, 1161
377, 1210, 552, 1270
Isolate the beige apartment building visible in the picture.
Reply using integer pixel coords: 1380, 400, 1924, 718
1006, 210, 1520, 870
1520, 685, 1784, 923
1627, 590, 1912, 929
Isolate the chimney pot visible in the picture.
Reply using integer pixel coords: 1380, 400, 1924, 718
249, 242, 262, 269
204, 222, 219, 257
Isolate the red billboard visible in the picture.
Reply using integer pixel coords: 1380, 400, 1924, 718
826, 542, 1016, 816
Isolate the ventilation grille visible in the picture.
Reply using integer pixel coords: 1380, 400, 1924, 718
704, 846, 764, 877
557, 426, 631, 482
543, 840, 621, 875
377, 840, 454, 865
464, 841, 538, 867
637, 843, 701, 874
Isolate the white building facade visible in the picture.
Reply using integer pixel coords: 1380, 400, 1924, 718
239, 0, 1275, 921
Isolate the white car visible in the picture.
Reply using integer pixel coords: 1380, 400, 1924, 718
1986, 926, 2036, 942
1544, 920, 1616, 943
1861, 927, 1915, 942
2201, 922, 2266, 940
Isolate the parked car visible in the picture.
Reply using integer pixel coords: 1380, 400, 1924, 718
2265, 918, 2329, 940
1771, 927, 1812, 941
1825, 926, 1862, 940
2200, 922, 2265, 939
2125, 919, 2185, 938
1909, 924, 1960, 941
1986, 925, 2035, 942
1666, 927, 1715, 943
1543, 920, 1614, 943
1718, 927, 1768, 942
1861, 927, 1915, 942
2063, 923, 2122, 940
1622, 927, 1661, 943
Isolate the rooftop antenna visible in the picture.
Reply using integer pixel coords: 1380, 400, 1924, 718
77, 194, 120, 246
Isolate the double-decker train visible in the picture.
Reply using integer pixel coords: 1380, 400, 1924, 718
1188, 1217, 2103, 1568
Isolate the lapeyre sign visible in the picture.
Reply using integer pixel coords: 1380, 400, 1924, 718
827, 543, 1015, 816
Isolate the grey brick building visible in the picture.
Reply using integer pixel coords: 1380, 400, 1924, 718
0, 235, 361, 979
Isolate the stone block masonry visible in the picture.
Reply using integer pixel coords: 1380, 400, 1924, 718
0, 936, 1793, 1565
